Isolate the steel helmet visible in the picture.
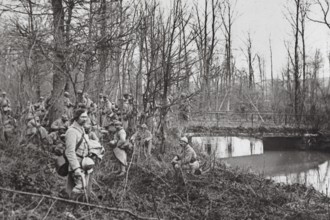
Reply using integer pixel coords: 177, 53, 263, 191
180, 137, 188, 144
81, 157, 95, 171
113, 120, 122, 126
3, 107, 11, 112
140, 124, 148, 129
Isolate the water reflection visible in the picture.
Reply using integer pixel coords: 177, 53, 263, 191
192, 136, 330, 196
192, 136, 263, 158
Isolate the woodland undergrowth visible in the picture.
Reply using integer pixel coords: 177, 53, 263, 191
0, 131, 330, 220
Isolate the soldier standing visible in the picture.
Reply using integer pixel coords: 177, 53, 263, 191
65, 109, 93, 198
130, 124, 153, 159
76, 90, 87, 108
64, 92, 74, 119
110, 120, 129, 177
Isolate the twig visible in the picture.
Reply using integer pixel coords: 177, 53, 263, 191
120, 151, 135, 205
42, 200, 56, 220
0, 187, 160, 220
31, 196, 44, 213
152, 195, 161, 220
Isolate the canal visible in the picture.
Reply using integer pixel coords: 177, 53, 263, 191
192, 136, 330, 196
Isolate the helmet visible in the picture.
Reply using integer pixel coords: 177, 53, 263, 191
64, 91, 69, 96
180, 137, 188, 144
61, 114, 68, 121
81, 157, 95, 171
140, 124, 148, 129
113, 120, 122, 126
3, 107, 11, 112
77, 89, 83, 94
1, 91, 6, 95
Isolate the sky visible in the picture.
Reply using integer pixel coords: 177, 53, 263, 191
163, 0, 330, 80
235, 0, 330, 80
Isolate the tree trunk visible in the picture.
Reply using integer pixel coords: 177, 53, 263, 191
97, 0, 108, 95
293, 0, 300, 119
49, 0, 66, 123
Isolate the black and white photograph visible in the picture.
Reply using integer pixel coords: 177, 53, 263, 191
1, 0, 330, 219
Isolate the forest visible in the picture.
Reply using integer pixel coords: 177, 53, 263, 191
1, 0, 330, 219
1, 0, 330, 128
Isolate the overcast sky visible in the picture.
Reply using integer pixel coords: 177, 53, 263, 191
235, 0, 330, 80
163, 0, 330, 80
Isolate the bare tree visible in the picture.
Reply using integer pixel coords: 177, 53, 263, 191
219, 0, 237, 111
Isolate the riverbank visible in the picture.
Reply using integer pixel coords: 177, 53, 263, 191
1, 140, 330, 219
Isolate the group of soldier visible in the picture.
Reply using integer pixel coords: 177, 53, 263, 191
0, 89, 200, 200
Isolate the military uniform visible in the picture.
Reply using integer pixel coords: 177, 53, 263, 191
26, 117, 49, 145
172, 137, 200, 174
63, 94, 73, 119
110, 122, 128, 176
65, 121, 92, 198
130, 124, 153, 158
1, 108, 16, 141
100, 98, 113, 127
49, 116, 69, 146
0, 93, 11, 110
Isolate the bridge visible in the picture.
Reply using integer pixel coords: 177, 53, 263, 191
181, 111, 321, 140
187, 111, 320, 129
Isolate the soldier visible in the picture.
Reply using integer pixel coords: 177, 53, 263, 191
84, 119, 99, 141
76, 90, 87, 108
63, 91, 74, 119
88, 102, 98, 126
110, 120, 130, 177
119, 93, 133, 132
32, 103, 47, 125
0, 91, 11, 111
26, 116, 49, 145
65, 109, 94, 198
51, 114, 69, 132
100, 95, 113, 127
36, 97, 47, 123
171, 137, 200, 175
98, 93, 104, 105
84, 93, 93, 110
2, 107, 16, 141
37, 96, 46, 112
130, 124, 153, 158
49, 114, 73, 150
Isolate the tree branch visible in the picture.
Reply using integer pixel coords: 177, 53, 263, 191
0, 187, 160, 220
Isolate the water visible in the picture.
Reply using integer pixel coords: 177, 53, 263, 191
192, 136, 330, 196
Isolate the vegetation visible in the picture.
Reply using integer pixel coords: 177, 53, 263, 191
1, 0, 330, 219
1, 136, 330, 219
1, 0, 330, 129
